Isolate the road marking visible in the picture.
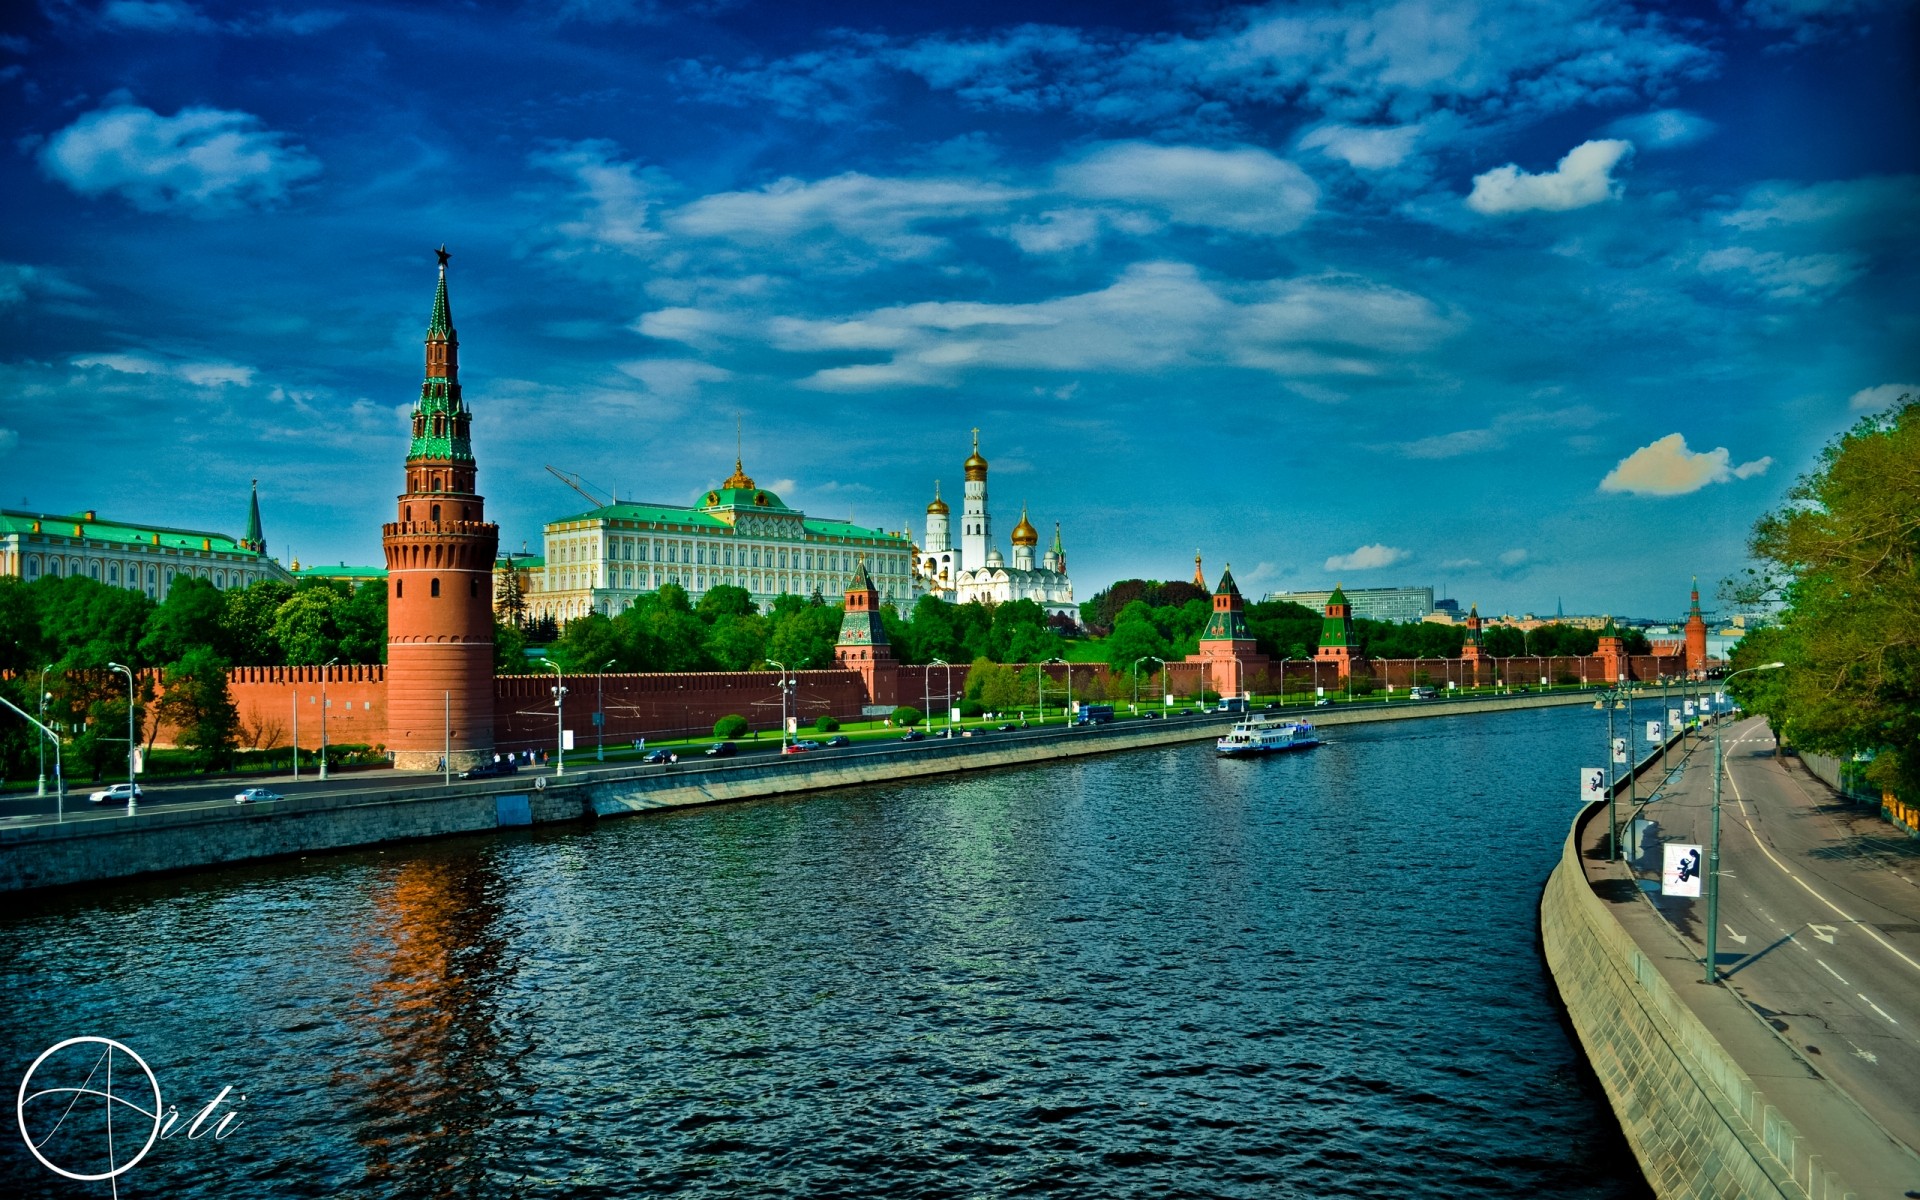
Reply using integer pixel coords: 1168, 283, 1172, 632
1721, 729, 1920, 976
1810, 923, 1839, 944
1858, 994, 1899, 1025
1848, 1040, 1879, 1064
1818, 959, 1850, 985
1724, 924, 1749, 945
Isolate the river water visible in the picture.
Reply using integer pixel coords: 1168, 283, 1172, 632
2, 705, 1647, 1198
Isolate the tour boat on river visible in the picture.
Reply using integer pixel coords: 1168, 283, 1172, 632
1215, 717, 1321, 757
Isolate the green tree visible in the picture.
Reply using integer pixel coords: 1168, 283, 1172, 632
224, 579, 294, 665
705, 612, 770, 671
271, 588, 343, 665
34, 575, 155, 671
0, 578, 43, 673
556, 611, 623, 672
813, 714, 840, 733
714, 713, 750, 739
891, 704, 923, 727
157, 648, 240, 771
1732, 396, 1919, 794
493, 620, 529, 672
336, 582, 388, 664
698, 584, 756, 621
139, 577, 231, 664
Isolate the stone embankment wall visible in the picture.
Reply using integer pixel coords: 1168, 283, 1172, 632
1541, 796, 1855, 1199
1, 690, 1592, 894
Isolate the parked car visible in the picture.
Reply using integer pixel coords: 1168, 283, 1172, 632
460, 760, 518, 779
900, 730, 926, 741
1177, 708, 1193, 716
1141, 711, 1161, 720
1314, 697, 1331, 707
824, 735, 851, 747
233, 787, 283, 804
643, 749, 674, 764
88, 783, 143, 806
704, 741, 737, 757
996, 723, 1017, 731
794, 739, 823, 751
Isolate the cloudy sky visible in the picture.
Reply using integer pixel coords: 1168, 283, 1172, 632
2, 0, 1914, 618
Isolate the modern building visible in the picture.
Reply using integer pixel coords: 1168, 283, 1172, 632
1267, 585, 1433, 624
380, 248, 500, 771
525, 455, 919, 624
919, 430, 1075, 618
0, 483, 291, 599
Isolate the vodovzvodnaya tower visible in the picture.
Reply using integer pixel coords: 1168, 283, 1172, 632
382, 248, 500, 771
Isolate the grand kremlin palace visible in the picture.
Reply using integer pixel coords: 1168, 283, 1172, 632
523, 458, 920, 623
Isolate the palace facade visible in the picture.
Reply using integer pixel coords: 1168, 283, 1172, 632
524, 458, 919, 624
0, 483, 290, 599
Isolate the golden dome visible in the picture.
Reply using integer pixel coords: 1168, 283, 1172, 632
964, 428, 988, 481
1011, 504, 1038, 546
926, 480, 949, 515
722, 456, 755, 490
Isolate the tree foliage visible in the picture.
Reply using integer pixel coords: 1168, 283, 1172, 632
1730, 397, 1919, 795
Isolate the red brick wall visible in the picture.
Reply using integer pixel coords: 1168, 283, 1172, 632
225, 665, 388, 751
492, 669, 875, 751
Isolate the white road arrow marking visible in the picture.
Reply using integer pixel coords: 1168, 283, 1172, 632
1809, 923, 1838, 944
1858, 994, 1899, 1025
1848, 1040, 1879, 1064
1723, 924, 1749, 945
1818, 959, 1850, 985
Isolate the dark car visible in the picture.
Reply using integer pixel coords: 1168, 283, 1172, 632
824, 735, 851, 747
1141, 711, 1161, 720
1177, 708, 1193, 716
460, 759, 518, 779
643, 748, 674, 764
996, 723, 1016, 731
900, 730, 926, 741
704, 741, 737, 757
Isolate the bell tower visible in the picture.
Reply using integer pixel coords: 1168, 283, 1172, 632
383, 248, 500, 771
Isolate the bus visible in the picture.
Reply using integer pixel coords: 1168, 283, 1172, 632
1075, 704, 1115, 726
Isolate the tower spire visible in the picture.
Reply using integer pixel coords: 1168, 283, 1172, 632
410, 245, 469, 463
244, 478, 264, 554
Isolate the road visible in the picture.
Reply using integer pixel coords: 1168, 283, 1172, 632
1633, 715, 1920, 1154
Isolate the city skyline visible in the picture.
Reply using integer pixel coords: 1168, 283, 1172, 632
2, 0, 1915, 617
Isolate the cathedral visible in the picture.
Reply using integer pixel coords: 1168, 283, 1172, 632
915, 431, 1076, 620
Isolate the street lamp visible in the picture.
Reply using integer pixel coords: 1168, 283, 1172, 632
539, 658, 567, 775
928, 658, 952, 734
768, 660, 792, 749
1134, 655, 1165, 712
1277, 656, 1291, 705
1704, 661, 1785, 984
319, 657, 339, 780
36, 664, 51, 797
107, 662, 136, 815
596, 658, 615, 761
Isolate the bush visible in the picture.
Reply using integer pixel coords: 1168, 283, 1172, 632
960, 699, 984, 717
1412, 670, 1434, 687
713, 714, 750, 739
892, 705, 924, 728
1194, 689, 1221, 704
813, 715, 840, 733
1556, 672, 1580, 686
1348, 677, 1377, 696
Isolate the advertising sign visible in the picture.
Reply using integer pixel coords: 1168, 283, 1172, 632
1647, 720, 1663, 742
1611, 737, 1628, 765
1669, 708, 1682, 730
1683, 700, 1696, 717
1662, 844, 1704, 897
1580, 768, 1606, 802
562, 729, 575, 751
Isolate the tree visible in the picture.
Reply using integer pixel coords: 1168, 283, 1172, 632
157, 648, 240, 771
137, 577, 230, 664
705, 612, 770, 671
271, 588, 344, 665
1731, 396, 1919, 795
556, 611, 623, 672
224, 579, 294, 665
714, 713, 750, 739
336, 582, 388, 663
495, 565, 528, 628
813, 714, 840, 733
493, 620, 529, 672
698, 584, 756, 621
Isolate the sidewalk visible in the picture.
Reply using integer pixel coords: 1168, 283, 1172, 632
1578, 730, 1920, 1198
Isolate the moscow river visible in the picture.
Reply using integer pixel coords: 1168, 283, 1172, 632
2, 705, 1649, 1198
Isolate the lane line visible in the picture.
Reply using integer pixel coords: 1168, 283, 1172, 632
1819, 959, 1850, 985
1720, 723, 1920, 976
1859, 994, 1899, 1026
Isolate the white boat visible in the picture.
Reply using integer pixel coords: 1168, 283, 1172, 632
1215, 718, 1320, 757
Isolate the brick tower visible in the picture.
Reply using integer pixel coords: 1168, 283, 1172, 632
835, 558, 897, 707
1459, 603, 1485, 685
1683, 578, 1708, 676
383, 248, 500, 771
1314, 584, 1357, 678
1188, 564, 1267, 699
1596, 621, 1625, 685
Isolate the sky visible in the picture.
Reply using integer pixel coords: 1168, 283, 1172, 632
1, 0, 1915, 620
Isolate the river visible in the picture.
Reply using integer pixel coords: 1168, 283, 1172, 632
1, 704, 1647, 1198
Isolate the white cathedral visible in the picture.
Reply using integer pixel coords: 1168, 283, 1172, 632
915, 431, 1076, 620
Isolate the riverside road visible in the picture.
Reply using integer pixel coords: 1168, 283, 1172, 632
1635, 714, 1920, 1155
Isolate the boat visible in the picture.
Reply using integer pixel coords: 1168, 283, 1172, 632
1215, 717, 1320, 757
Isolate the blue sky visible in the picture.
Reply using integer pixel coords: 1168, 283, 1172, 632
2, 0, 1914, 619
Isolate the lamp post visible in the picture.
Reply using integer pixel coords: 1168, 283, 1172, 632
0, 696, 64, 821
540, 658, 567, 775
1133, 655, 1165, 713
1277, 656, 1291, 705
768, 660, 791, 749
1704, 661, 1786, 984
1533, 654, 1547, 691
319, 657, 339, 780
36, 664, 51, 797
596, 658, 615, 761
106, 662, 136, 815
929, 658, 952, 734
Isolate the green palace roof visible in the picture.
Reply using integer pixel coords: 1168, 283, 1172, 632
294, 563, 388, 579
549, 500, 905, 543
0, 509, 263, 556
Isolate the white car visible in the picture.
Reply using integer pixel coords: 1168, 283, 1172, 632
88, 782, 144, 805
234, 787, 283, 804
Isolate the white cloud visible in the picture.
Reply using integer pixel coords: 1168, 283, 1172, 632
1849, 382, 1918, 411
39, 100, 320, 214
1298, 123, 1423, 170
669, 172, 1026, 261
1006, 208, 1104, 254
633, 307, 745, 349
1467, 139, 1632, 214
1498, 548, 1529, 566
1054, 142, 1318, 235
1439, 557, 1481, 569
99, 1, 215, 32
1324, 543, 1407, 571
1696, 246, 1861, 299
0, 263, 89, 308
1598, 433, 1772, 496
1721, 175, 1920, 234
614, 358, 731, 398
531, 140, 665, 257
71, 353, 253, 387
1604, 108, 1715, 149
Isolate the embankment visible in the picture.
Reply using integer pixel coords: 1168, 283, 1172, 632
2, 691, 1592, 894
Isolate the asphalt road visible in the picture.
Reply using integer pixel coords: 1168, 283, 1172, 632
1635, 715, 1920, 1154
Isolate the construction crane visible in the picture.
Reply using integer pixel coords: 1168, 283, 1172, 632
544, 465, 613, 509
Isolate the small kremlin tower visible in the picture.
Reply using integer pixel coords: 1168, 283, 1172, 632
382, 248, 500, 771
1188, 564, 1268, 699
1314, 584, 1358, 678
1683, 578, 1709, 676
835, 558, 897, 707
